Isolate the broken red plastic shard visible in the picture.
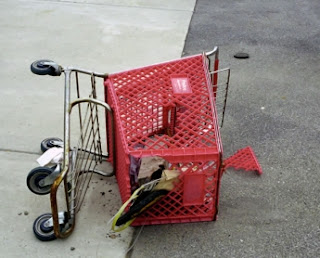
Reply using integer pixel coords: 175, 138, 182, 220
223, 146, 263, 175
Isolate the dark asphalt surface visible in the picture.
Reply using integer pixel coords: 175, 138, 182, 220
131, 0, 320, 257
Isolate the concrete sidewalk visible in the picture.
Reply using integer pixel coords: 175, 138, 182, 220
0, 0, 195, 257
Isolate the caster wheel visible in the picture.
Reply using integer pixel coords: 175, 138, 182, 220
33, 213, 56, 241
26, 167, 54, 195
30, 60, 62, 76
40, 137, 63, 153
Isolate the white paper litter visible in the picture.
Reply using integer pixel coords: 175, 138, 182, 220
37, 147, 64, 166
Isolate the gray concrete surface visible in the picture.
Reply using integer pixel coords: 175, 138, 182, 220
0, 0, 195, 257
131, 0, 320, 257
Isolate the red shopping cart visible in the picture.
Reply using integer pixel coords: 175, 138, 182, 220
27, 46, 262, 241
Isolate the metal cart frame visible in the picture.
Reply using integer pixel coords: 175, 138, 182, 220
29, 62, 116, 240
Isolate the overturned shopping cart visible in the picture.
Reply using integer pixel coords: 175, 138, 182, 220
27, 47, 262, 241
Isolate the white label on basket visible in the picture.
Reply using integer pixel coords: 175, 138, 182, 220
171, 77, 192, 94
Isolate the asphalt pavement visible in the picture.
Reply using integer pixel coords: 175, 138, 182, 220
131, 0, 320, 257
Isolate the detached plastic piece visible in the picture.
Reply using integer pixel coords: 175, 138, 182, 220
223, 146, 262, 175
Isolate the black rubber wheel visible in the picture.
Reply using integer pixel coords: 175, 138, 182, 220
33, 213, 56, 241
40, 137, 63, 153
26, 167, 54, 195
30, 60, 58, 76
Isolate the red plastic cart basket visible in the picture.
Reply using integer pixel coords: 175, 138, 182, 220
104, 48, 229, 225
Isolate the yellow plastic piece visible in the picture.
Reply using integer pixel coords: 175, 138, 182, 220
111, 170, 180, 232
112, 186, 144, 232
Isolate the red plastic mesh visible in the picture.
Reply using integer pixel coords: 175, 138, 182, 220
104, 54, 223, 225
105, 54, 219, 156
132, 159, 220, 225
223, 146, 263, 175
105, 92, 131, 203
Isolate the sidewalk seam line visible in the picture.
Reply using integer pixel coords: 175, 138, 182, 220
0, 148, 39, 155
31, 0, 194, 12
